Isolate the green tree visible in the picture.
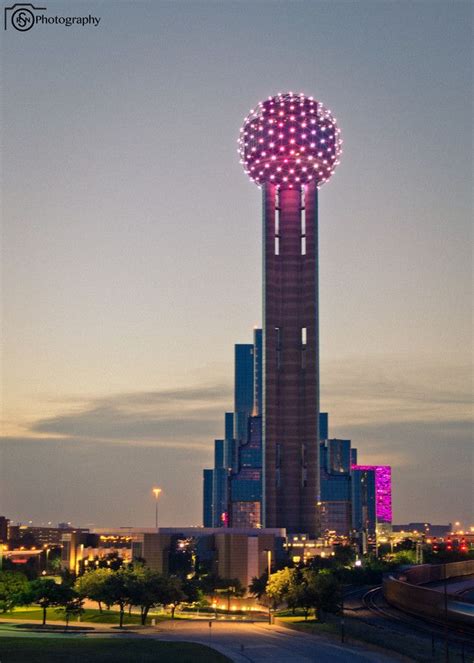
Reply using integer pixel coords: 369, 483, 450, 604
249, 572, 268, 600
126, 568, 168, 625
75, 568, 111, 612
266, 567, 295, 610
0, 571, 29, 613
181, 577, 202, 604
59, 593, 84, 630
21, 578, 66, 626
100, 569, 133, 628
162, 576, 186, 619
298, 569, 340, 621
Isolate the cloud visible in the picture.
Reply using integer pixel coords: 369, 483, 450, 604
320, 354, 471, 427
27, 382, 233, 447
1, 356, 472, 525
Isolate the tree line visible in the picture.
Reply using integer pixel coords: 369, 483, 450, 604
0, 565, 246, 628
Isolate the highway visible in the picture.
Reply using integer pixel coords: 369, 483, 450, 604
342, 584, 474, 661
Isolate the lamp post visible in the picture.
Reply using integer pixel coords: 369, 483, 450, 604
264, 548, 272, 624
43, 546, 50, 574
340, 581, 345, 643
444, 563, 449, 662
152, 487, 162, 531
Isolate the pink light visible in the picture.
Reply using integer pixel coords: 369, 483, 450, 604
238, 92, 342, 188
351, 465, 392, 523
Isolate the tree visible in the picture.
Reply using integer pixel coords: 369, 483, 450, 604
162, 576, 186, 619
126, 568, 168, 625
60, 594, 84, 631
21, 578, 66, 626
249, 572, 268, 600
0, 571, 29, 613
75, 568, 111, 612
181, 577, 202, 604
266, 567, 295, 610
297, 569, 340, 621
100, 569, 132, 628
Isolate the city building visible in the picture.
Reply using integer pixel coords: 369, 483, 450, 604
352, 464, 392, 533
229, 415, 262, 528
351, 467, 377, 547
319, 429, 354, 536
212, 439, 228, 527
238, 92, 342, 536
202, 469, 213, 528
202, 329, 263, 530
234, 343, 254, 455
61, 526, 285, 590
224, 412, 234, 471
0, 516, 9, 543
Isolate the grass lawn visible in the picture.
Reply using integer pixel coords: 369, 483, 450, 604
276, 615, 338, 637
0, 637, 230, 662
1, 607, 169, 626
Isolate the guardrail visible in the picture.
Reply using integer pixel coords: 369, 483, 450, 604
383, 560, 474, 625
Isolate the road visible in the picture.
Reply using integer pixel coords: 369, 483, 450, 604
0, 618, 402, 662
424, 574, 474, 598
145, 619, 403, 662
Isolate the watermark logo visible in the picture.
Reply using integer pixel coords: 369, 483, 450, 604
4, 3, 44, 31
4, 3, 101, 31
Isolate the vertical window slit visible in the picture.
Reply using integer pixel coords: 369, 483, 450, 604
276, 327, 281, 369
300, 188, 306, 255
301, 327, 306, 369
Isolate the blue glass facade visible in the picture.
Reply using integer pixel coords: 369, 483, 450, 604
328, 439, 351, 474
319, 432, 354, 535
351, 468, 376, 535
212, 467, 228, 527
214, 439, 224, 469
321, 474, 351, 501
212, 440, 228, 527
229, 415, 262, 527
234, 344, 254, 445
253, 328, 263, 415
203, 469, 213, 528
319, 412, 329, 441
224, 412, 234, 470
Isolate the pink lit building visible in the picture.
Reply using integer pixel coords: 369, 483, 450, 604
351, 465, 392, 525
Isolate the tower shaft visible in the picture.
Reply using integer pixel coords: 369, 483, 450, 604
262, 182, 320, 537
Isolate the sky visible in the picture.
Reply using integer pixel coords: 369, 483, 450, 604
1, 0, 472, 529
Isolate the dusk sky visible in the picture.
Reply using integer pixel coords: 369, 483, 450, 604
1, 1, 472, 529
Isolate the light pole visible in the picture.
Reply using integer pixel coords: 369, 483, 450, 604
444, 563, 449, 662
152, 487, 162, 531
43, 546, 50, 574
264, 548, 272, 624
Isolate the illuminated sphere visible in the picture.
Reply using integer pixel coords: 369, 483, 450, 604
238, 92, 342, 188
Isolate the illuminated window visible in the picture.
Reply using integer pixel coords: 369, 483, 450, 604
301, 327, 307, 345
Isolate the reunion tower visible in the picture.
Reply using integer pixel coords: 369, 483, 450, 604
238, 92, 342, 536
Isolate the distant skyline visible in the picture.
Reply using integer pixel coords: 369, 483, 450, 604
1, 1, 472, 528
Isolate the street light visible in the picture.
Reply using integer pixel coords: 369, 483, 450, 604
152, 487, 162, 530
263, 548, 272, 624
43, 546, 50, 574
